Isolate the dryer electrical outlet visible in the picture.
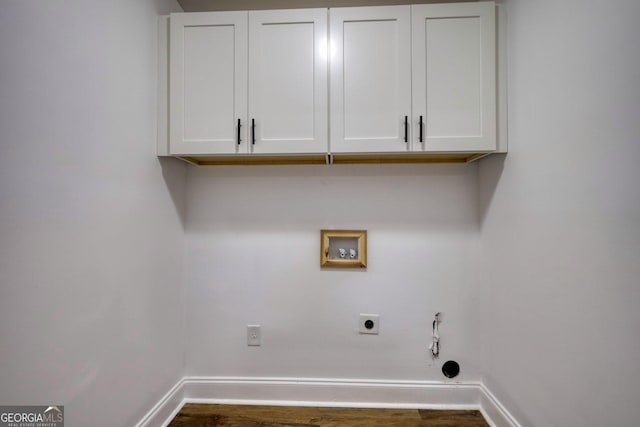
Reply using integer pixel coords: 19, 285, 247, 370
359, 314, 380, 334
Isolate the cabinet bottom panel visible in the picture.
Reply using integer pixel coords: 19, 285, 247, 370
175, 152, 492, 166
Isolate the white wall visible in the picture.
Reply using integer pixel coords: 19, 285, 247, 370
478, 0, 640, 425
178, 0, 474, 12
185, 164, 484, 381
0, 1, 186, 426
5, 0, 639, 424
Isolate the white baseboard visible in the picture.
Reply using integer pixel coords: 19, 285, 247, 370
182, 377, 481, 410
135, 379, 184, 427
479, 383, 521, 427
136, 376, 520, 427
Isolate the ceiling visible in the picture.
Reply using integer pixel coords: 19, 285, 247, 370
177, 0, 475, 12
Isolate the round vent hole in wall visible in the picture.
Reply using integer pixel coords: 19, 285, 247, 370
442, 360, 460, 379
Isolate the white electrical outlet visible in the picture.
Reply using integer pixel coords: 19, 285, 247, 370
247, 325, 261, 346
359, 314, 380, 334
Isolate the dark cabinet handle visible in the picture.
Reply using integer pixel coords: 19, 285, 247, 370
251, 118, 256, 145
237, 118, 241, 145
404, 115, 408, 143
419, 115, 423, 143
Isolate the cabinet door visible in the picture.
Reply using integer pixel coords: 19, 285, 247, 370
170, 12, 248, 155
330, 6, 412, 153
249, 9, 328, 154
412, 2, 496, 152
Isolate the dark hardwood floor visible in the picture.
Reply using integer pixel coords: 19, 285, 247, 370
168, 403, 490, 426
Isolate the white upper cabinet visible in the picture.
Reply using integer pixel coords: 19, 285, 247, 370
412, 2, 496, 152
330, 6, 412, 153
170, 12, 248, 155
163, 2, 501, 161
169, 9, 327, 156
249, 9, 328, 154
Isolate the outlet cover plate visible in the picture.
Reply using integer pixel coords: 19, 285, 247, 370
359, 314, 379, 334
247, 325, 261, 346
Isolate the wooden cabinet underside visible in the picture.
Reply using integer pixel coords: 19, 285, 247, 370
177, 152, 489, 166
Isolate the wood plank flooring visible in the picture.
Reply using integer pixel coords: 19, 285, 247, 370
168, 403, 490, 427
